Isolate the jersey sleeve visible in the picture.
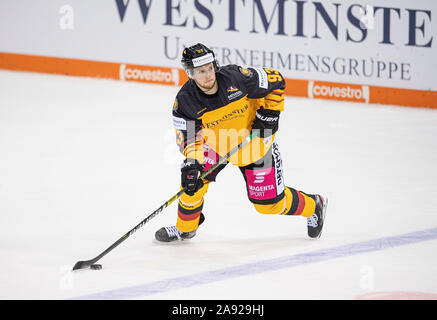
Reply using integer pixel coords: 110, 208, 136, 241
172, 97, 204, 163
241, 66, 286, 112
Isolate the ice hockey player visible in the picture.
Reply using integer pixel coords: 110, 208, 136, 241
155, 43, 327, 242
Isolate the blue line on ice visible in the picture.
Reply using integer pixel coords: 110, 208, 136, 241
71, 228, 437, 300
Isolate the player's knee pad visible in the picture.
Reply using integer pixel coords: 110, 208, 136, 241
179, 180, 209, 204
177, 181, 209, 232
252, 187, 291, 215
253, 199, 286, 215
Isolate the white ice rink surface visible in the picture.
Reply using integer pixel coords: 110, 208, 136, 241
0, 70, 436, 300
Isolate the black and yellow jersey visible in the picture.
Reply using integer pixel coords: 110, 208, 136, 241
172, 64, 285, 166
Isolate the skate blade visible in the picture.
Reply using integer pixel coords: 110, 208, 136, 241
316, 196, 328, 239
152, 238, 194, 246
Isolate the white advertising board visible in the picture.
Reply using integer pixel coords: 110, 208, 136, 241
1, 0, 436, 91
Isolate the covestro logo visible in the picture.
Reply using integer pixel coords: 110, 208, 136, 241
120, 64, 179, 85
308, 81, 369, 103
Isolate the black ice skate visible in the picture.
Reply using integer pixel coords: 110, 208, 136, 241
155, 226, 197, 242
307, 195, 328, 239
155, 213, 204, 242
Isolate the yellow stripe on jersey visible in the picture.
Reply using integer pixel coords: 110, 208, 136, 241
264, 90, 285, 111
184, 139, 204, 163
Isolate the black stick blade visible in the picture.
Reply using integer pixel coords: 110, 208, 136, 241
72, 260, 94, 271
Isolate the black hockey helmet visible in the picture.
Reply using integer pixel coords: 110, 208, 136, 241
181, 43, 220, 78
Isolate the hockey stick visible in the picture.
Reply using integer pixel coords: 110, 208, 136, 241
72, 132, 258, 270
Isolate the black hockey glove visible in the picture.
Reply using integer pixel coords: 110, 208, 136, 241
181, 158, 205, 196
251, 108, 280, 138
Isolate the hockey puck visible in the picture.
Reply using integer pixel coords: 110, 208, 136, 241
90, 264, 102, 270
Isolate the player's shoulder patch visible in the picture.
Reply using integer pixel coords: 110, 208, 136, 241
173, 116, 187, 130
252, 67, 268, 89
238, 66, 254, 78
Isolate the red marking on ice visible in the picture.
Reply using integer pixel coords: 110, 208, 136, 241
355, 291, 437, 300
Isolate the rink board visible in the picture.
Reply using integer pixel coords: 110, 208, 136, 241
1, 52, 436, 109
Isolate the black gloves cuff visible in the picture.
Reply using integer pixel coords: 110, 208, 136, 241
181, 158, 205, 196
252, 108, 280, 138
